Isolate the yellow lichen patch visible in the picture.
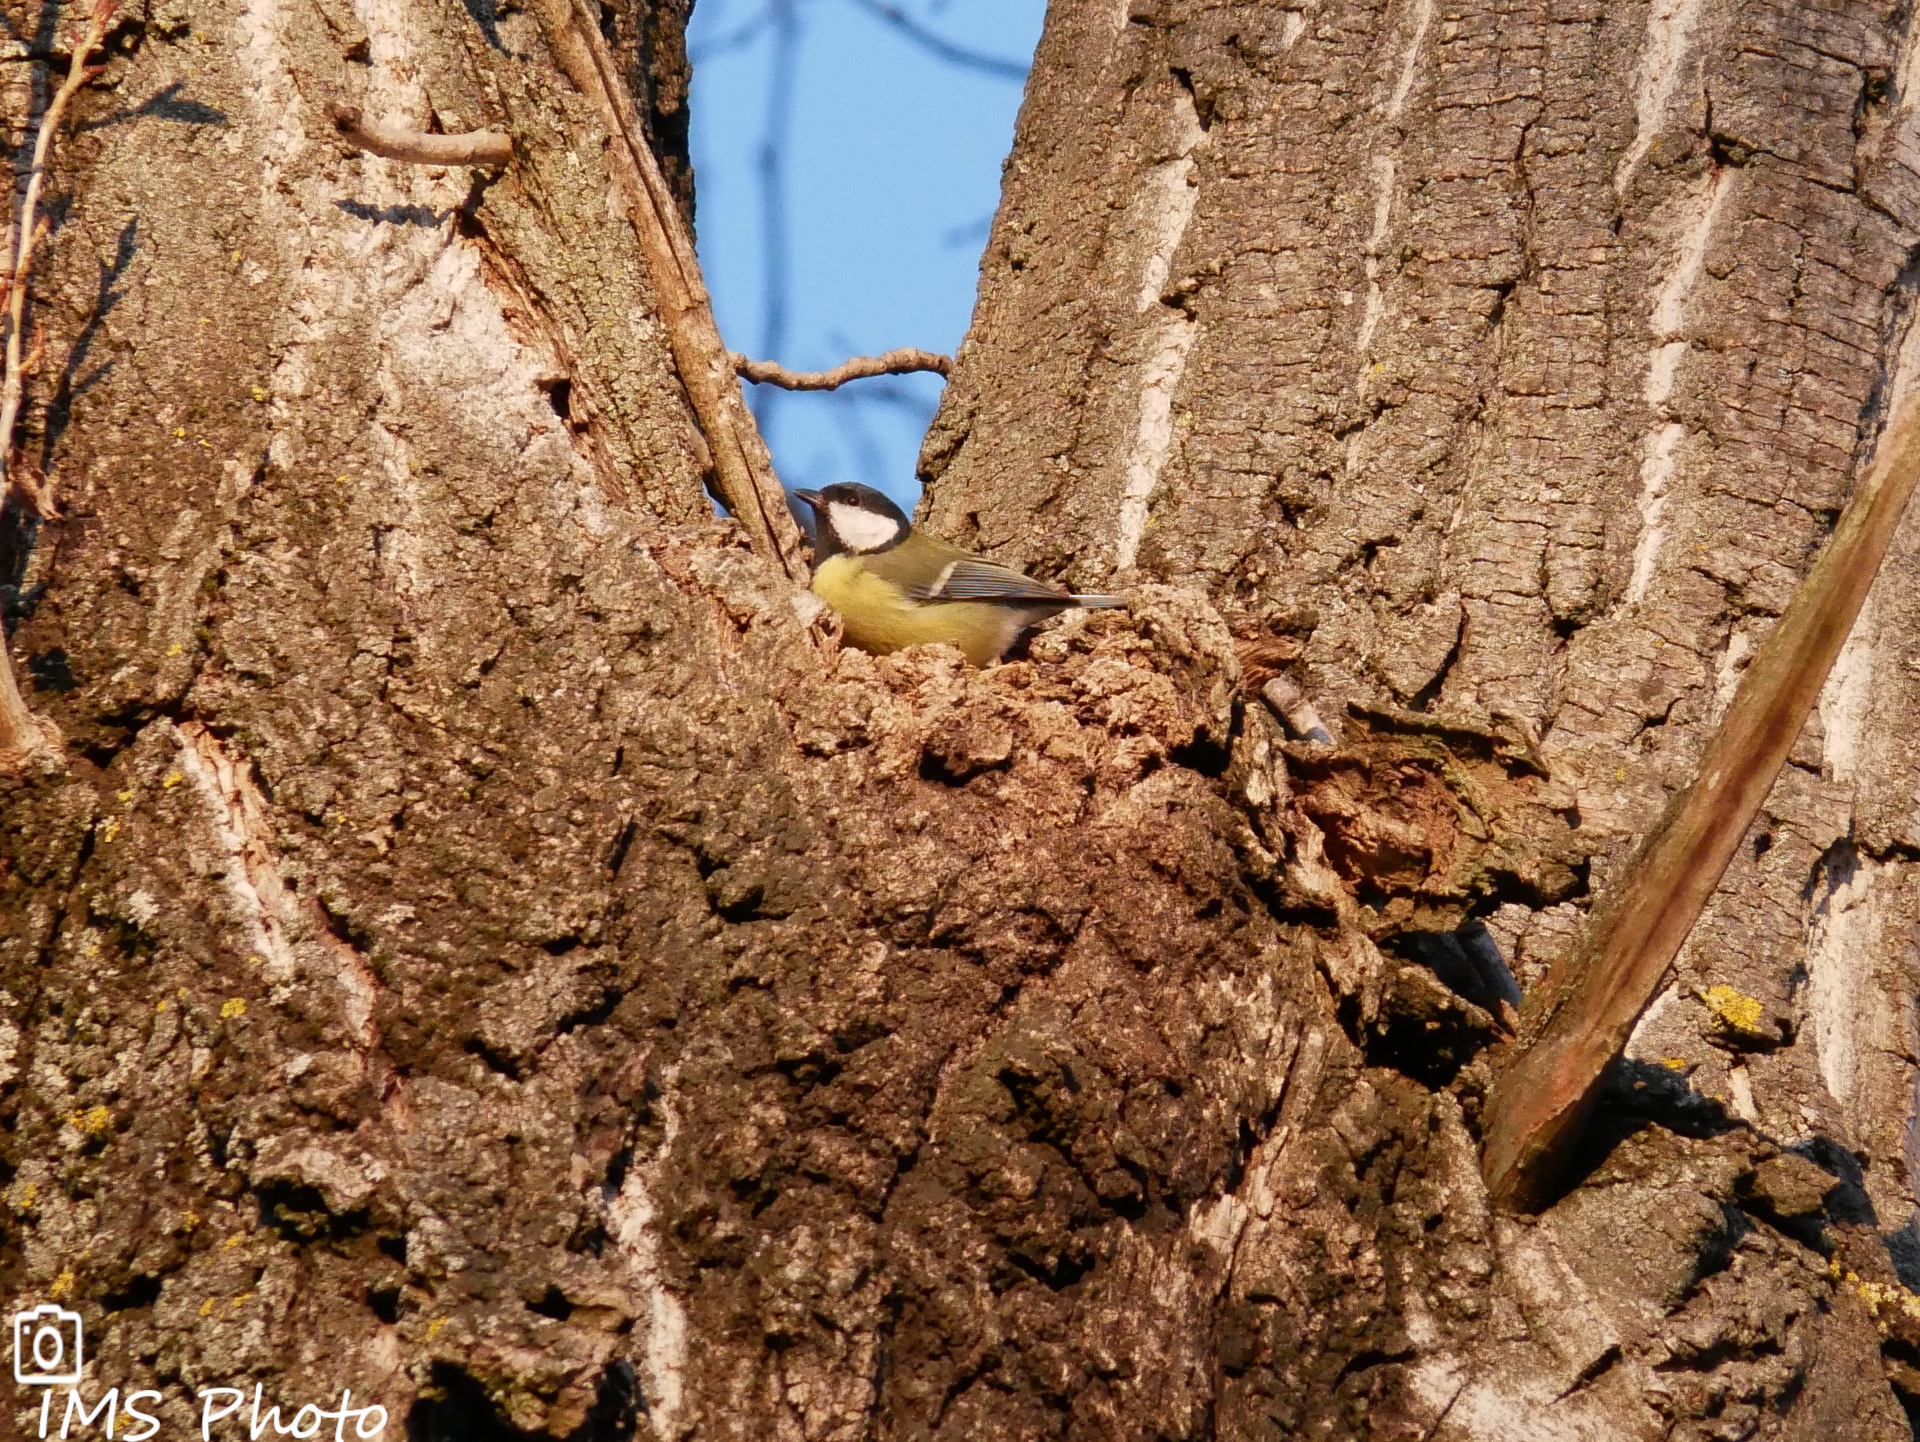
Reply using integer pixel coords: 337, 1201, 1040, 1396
69, 1106, 112, 1140
1832, 1261, 1920, 1333
200, 1297, 216, 1317
1857, 1279, 1920, 1328
163, 771, 184, 788
50, 1271, 74, 1301
220, 998, 247, 1020
14, 1180, 39, 1213
1701, 985, 1768, 1039
224, 1234, 245, 1249
1661, 1057, 1692, 1072
98, 818, 120, 844
425, 1317, 448, 1341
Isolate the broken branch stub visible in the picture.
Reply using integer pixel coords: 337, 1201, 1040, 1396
328, 104, 513, 168
1480, 389, 1920, 1212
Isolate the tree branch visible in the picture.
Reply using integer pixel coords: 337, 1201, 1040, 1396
0, 0, 117, 766
328, 104, 514, 167
1480, 385, 1920, 1212
688, 2, 776, 64
731, 347, 952, 391
525, 0, 808, 582
842, 0, 1030, 80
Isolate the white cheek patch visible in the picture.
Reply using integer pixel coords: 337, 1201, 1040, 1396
828, 502, 902, 553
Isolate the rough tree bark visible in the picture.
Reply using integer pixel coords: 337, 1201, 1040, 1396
5, 0, 1920, 1438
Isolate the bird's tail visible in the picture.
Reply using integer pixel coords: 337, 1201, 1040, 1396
1069, 593, 1127, 609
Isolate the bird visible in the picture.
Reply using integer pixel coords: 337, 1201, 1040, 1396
794, 483, 1125, 666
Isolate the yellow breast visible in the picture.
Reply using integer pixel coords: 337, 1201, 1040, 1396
811, 555, 1022, 667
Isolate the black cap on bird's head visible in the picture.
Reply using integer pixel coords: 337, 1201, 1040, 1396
793, 483, 912, 558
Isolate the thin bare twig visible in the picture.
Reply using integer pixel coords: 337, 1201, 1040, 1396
750, 0, 799, 449
328, 104, 514, 168
841, 0, 1030, 80
0, 0, 116, 765
731, 347, 952, 391
688, 0, 775, 63
526, 0, 807, 581
2, 11, 110, 519
1480, 385, 1920, 1212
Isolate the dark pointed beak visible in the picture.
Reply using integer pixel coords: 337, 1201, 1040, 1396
793, 489, 824, 508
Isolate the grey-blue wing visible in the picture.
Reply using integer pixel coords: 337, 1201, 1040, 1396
909, 557, 1073, 607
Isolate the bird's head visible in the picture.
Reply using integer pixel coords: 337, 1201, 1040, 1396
794, 483, 911, 557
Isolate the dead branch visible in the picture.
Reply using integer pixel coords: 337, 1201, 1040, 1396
524, 0, 808, 583
327, 104, 514, 168
731, 347, 952, 391
1480, 385, 1920, 1212
0, 0, 116, 765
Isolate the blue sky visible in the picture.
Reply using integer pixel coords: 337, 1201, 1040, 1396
687, 0, 1045, 511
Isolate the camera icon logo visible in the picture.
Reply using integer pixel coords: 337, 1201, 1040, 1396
12, 1304, 82, 1386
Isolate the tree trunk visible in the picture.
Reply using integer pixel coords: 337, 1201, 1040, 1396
4, 0, 1920, 1437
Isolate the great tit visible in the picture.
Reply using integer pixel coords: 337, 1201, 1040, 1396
795, 483, 1124, 666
